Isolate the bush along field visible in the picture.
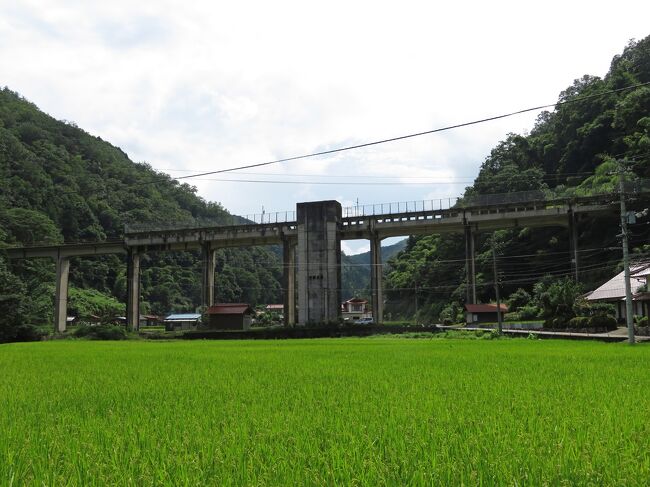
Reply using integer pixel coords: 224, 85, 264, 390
1, 338, 650, 485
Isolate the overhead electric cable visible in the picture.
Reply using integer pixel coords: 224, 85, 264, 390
171, 81, 650, 182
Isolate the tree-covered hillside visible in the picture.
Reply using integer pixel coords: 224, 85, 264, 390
384, 36, 650, 322
0, 88, 282, 338
341, 239, 406, 300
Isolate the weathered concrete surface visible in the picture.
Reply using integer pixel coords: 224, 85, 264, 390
297, 201, 342, 325
126, 250, 141, 331
283, 238, 297, 326
370, 236, 383, 324
54, 257, 70, 333
201, 242, 216, 308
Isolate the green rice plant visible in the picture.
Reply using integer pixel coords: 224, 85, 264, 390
1, 339, 650, 485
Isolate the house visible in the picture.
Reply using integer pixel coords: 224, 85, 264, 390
206, 304, 253, 330
265, 304, 284, 314
163, 313, 202, 331
341, 297, 370, 321
141, 315, 161, 327
465, 303, 508, 324
585, 262, 650, 320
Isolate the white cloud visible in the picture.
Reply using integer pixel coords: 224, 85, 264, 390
1, 0, 648, 216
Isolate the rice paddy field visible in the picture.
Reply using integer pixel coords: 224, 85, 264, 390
1, 337, 650, 485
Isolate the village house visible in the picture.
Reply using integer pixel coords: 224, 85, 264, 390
163, 313, 202, 331
585, 262, 650, 321
464, 303, 509, 324
207, 303, 253, 330
341, 297, 370, 321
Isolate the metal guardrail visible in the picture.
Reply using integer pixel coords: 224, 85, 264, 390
124, 210, 297, 234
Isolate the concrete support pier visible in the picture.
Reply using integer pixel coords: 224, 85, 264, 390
297, 201, 342, 325
126, 249, 141, 331
201, 242, 216, 308
54, 257, 70, 333
283, 238, 296, 326
370, 236, 383, 324
464, 225, 477, 304
569, 210, 579, 281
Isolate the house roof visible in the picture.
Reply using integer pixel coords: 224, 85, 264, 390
207, 304, 252, 315
344, 297, 367, 304
164, 313, 201, 321
586, 262, 649, 301
465, 304, 508, 313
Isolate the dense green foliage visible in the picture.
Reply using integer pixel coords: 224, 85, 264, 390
385, 36, 650, 322
341, 239, 406, 300
0, 88, 283, 338
1, 339, 650, 484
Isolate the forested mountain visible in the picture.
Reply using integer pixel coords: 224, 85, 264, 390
2, 36, 649, 336
0, 88, 282, 336
384, 36, 650, 321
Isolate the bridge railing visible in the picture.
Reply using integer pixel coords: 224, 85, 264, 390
125, 180, 650, 234
342, 198, 460, 218
124, 210, 297, 234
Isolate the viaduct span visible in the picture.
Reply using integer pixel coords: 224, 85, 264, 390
6, 193, 623, 332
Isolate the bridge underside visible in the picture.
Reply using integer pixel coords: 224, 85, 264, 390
6, 198, 615, 332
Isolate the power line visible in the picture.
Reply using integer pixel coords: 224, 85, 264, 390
55, 82, 650, 197
171, 81, 650, 182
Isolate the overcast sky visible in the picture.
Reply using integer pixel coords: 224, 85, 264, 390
1, 1, 649, 253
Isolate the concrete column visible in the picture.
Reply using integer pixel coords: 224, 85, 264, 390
370, 236, 384, 323
201, 242, 216, 308
297, 200, 342, 325
126, 249, 141, 332
464, 225, 477, 304
54, 256, 70, 333
283, 238, 296, 326
569, 210, 579, 281
470, 228, 477, 304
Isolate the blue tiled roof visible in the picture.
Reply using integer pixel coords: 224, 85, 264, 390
165, 313, 201, 320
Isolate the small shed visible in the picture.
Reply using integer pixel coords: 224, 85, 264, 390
207, 304, 253, 330
265, 304, 284, 313
465, 304, 508, 324
164, 313, 202, 331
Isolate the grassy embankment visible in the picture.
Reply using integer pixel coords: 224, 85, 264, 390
1, 338, 649, 485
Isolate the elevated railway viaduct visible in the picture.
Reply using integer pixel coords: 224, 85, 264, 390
6, 193, 624, 332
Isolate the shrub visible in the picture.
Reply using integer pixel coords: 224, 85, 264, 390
518, 305, 542, 320
504, 312, 520, 322
507, 288, 532, 311
73, 325, 127, 340
636, 316, 649, 327
12, 324, 46, 342
569, 316, 591, 329
589, 314, 617, 330
439, 303, 463, 325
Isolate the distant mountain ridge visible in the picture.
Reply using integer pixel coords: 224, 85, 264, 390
341, 239, 407, 300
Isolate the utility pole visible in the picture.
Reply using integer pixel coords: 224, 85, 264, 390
492, 239, 503, 334
618, 163, 635, 344
414, 281, 418, 323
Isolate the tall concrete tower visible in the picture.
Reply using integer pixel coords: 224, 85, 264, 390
296, 200, 342, 325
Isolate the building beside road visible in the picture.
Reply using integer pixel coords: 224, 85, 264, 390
465, 303, 508, 324
341, 297, 370, 322
163, 313, 202, 331
207, 304, 253, 330
585, 262, 650, 320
